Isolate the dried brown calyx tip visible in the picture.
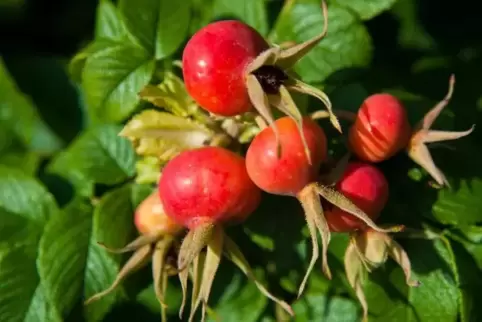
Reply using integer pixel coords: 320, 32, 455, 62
176, 224, 294, 322
345, 229, 421, 322
407, 74, 475, 188
245, 0, 340, 163
295, 155, 403, 299
85, 233, 178, 322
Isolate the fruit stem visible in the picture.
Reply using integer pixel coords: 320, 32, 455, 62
310, 109, 356, 122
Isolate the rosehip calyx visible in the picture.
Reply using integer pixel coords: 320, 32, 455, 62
158, 146, 293, 321
182, 0, 341, 163
345, 229, 421, 322
246, 117, 402, 298
85, 191, 183, 322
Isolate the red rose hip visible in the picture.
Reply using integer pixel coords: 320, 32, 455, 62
349, 93, 411, 163
158, 146, 292, 320
182, 20, 269, 116
246, 116, 395, 299
182, 1, 342, 163
325, 162, 389, 233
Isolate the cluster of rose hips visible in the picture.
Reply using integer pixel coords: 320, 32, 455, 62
84, 1, 474, 321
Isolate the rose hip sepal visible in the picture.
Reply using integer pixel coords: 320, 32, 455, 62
344, 229, 421, 322
407, 75, 474, 187
182, 0, 340, 163
314, 74, 474, 187
84, 191, 184, 322
158, 146, 293, 322
245, 117, 402, 299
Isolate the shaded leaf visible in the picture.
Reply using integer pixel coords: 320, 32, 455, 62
0, 244, 62, 322
81, 39, 155, 122
365, 238, 459, 322
431, 178, 482, 225
0, 58, 61, 155
119, 0, 190, 59
0, 165, 58, 245
210, 272, 268, 322
292, 292, 359, 322
191, 0, 268, 36
270, 0, 372, 83
84, 184, 146, 322
37, 198, 94, 317
95, 0, 127, 40
332, 0, 397, 20
47, 124, 135, 188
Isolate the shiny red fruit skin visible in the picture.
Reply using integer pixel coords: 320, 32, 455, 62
134, 191, 182, 236
182, 20, 269, 116
349, 93, 411, 162
158, 146, 261, 230
246, 117, 327, 196
325, 162, 389, 232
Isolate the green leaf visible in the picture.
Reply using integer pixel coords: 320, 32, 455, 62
139, 72, 196, 117
24, 284, 63, 322
81, 39, 155, 122
210, 271, 268, 322
270, 0, 372, 83
37, 198, 94, 318
332, 0, 397, 20
0, 168, 60, 321
119, 0, 191, 59
0, 165, 58, 245
0, 245, 62, 322
191, 0, 268, 36
95, 0, 126, 40
47, 124, 136, 188
120, 109, 213, 158
364, 238, 459, 322
448, 239, 482, 322
0, 151, 40, 175
84, 184, 147, 322
293, 293, 359, 322
431, 178, 482, 226
0, 57, 61, 155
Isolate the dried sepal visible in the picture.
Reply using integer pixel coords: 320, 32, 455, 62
386, 237, 421, 287
297, 183, 332, 298
178, 262, 189, 318
268, 86, 313, 164
97, 232, 161, 254
276, 0, 329, 69
286, 78, 341, 133
120, 109, 214, 158
152, 238, 173, 308
189, 226, 224, 322
177, 222, 214, 271
314, 184, 404, 234
246, 74, 281, 156
223, 233, 294, 317
84, 244, 152, 304
345, 230, 421, 320
407, 74, 474, 187
310, 109, 357, 122
246, 47, 282, 74
344, 238, 369, 322
190, 251, 206, 319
